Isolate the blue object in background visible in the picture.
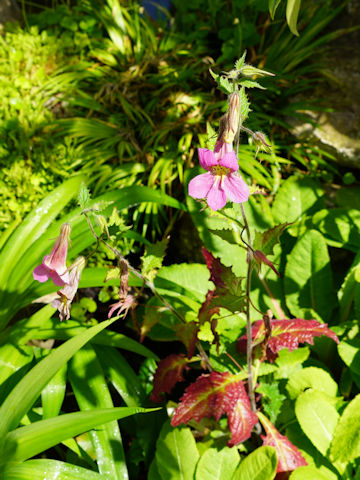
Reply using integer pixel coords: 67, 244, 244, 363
142, 0, 171, 20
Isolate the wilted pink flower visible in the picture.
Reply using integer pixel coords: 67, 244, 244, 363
108, 294, 135, 319
33, 223, 71, 287
51, 256, 86, 321
188, 143, 249, 211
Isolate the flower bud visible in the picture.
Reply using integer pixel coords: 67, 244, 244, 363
223, 92, 240, 144
240, 64, 274, 77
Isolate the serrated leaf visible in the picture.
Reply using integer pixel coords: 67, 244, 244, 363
253, 224, 290, 256
258, 412, 307, 472
174, 321, 200, 359
206, 122, 217, 151
105, 267, 121, 282
156, 421, 199, 480
286, 0, 301, 36
235, 52, 247, 71
232, 446, 277, 480
78, 182, 91, 210
141, 238, 169, 281
151, 354, 189, 403
171, 371, 257, 446
195, 446, 240, 480
330, 394, 360, 464
239, 87, 250, 122
295, 390, 339, 456
199, 248, 245, 324
238, 319, 339, 362
256, 383, 285, 423
238, 79, 266, 90
219, 76, 234, 94
284, 230, 335, 321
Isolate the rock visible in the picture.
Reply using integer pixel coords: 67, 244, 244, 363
288, 3, 360, 169
0, 0, 21, 29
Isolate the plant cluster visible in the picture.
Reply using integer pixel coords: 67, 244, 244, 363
1, 42, 360, 480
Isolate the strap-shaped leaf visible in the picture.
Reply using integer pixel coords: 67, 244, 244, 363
3, 459, 105, 479
1, 406, 156, 464
0, 318, 117, 441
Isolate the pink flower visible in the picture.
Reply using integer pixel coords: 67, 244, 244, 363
51, 256, 86, 322
188, 143, 249, 211
33, 223, 71, 287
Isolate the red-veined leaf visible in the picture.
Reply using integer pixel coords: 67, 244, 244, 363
258, 411, 307, 472
238, 319, 339, 362
151, 354, 189, 403
171, 371, 257, 446
199, 248, 245, 324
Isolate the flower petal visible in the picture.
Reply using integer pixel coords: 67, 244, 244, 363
214, 139, 233, 160
223, 174, 249, 204
219, 152, 239, 171
198, 149, 217, 170
49, 270, 69, 287
207, 183, 227, 211
188, 173, 214, 199
33, 262, 50, 283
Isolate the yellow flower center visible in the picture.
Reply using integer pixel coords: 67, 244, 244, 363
211, 165, 231, 176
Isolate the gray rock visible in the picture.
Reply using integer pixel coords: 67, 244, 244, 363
0, 0, 21, 29
288, 2, 360, 169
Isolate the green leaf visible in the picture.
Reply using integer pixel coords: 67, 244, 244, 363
0, 343, 33, 403
274, 347, 310, 379
295, 390, 339, 456
338, 253, 360, 321
289, 466, 338, 480
94, 344, 144, 407
253, 223, 290, 256
3, 459, 104, 479
155, 421, 199, 480
232, 446, 277, 480
78, 182, 91, 210
338, 339, 360, 376
284, 230, 335, 321
268, 0, 282, 19
312, 208, 360, 252
41, 361, 67, 419
272, 176, 325, 225
2, 406, 155, 464
286, 0, 301, 36
68, 345, 127, 479
239, 87, 250, 122
141, 238, 169, 281
330, 394, 360, 464
287, 367, 338, 400
195, 446, 240, 480
0, 318, 117, 441
235, 52, 247, 70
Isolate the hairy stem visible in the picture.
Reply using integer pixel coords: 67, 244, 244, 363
240, 204, 256, 413
83, 211, 213, 370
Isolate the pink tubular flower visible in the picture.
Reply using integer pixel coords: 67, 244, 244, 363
51, 256, 86, 322
33, 223, 71, 287
188, 144, 249, 211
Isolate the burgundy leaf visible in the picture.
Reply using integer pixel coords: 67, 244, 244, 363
171, 371, 257, 446
238, 318, 339, 362
151, 354, 189, 403
258, 412, 307, 473
199, 249, 245, 325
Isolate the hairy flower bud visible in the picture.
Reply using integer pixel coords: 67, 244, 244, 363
223, 92, 240, 144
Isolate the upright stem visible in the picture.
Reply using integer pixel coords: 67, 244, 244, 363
240, 204, 256, 413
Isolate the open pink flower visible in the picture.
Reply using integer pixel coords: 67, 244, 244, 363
51, 257, 85, 321
188, 144, 249, 211
33, 223, 71, 287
